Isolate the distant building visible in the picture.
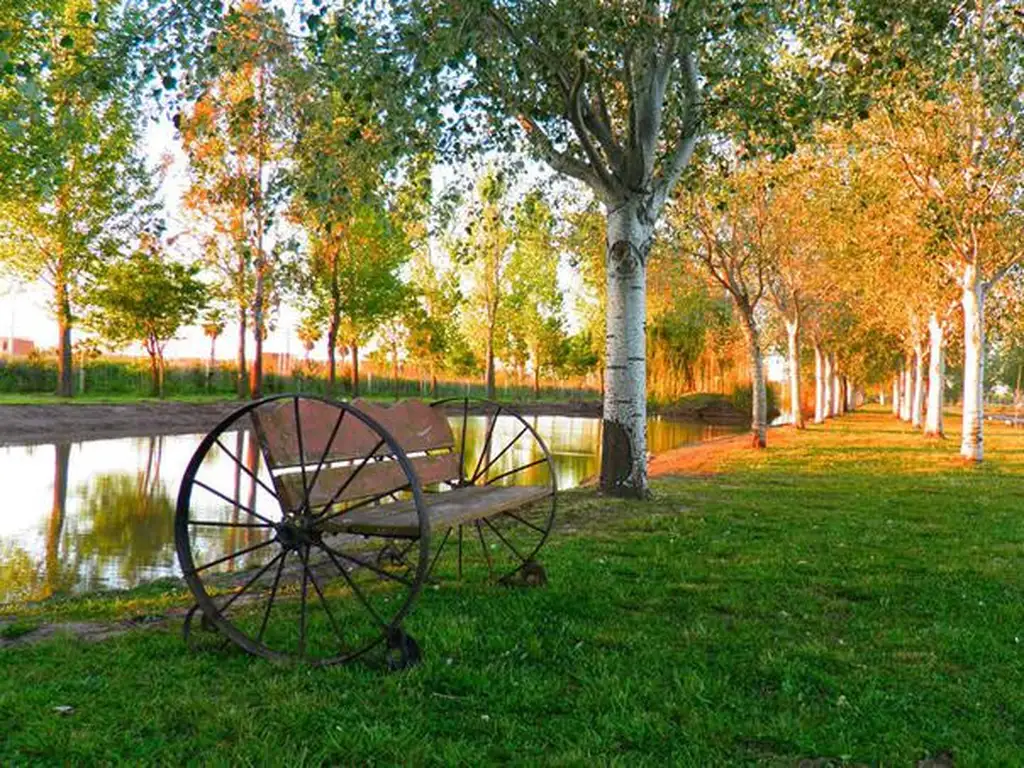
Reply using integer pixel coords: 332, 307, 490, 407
1, 337, 35, 357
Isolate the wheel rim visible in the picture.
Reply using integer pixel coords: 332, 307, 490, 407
175, 395, 430, 665
429, 398, 557, 583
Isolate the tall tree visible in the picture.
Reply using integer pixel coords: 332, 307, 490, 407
398, 0, 793, 496
201, 306, 226, 392
295, 199, 410, 397
179, 1, 296, 400
84, 236, 207, 396
454, 168, 514, 400
507, 191, 563, 398
0, 0, 153, 397
682, 164, 774, 448
406, 250, 463, 397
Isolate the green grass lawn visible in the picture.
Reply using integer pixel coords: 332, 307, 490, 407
2, 409, 1023, 764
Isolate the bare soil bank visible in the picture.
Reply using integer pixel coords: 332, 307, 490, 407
0, 397, 747, 446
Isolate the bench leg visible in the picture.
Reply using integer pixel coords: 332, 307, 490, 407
500, 560, 548, 588
385, 627, 422, 671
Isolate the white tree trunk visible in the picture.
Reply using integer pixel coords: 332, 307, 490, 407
845, 378, 854, 411
741, 313, 767, 448
891, 376, 899, 416
830, 354, 841, 416
924, 312, 945, 438
911, 344, 925, 429
960, 264, 985, 461
786, 318, 803, 428
600, 199, 653, 496
823, 352, 833, 419
899, 357, 912, 422
814, 345, 825, 424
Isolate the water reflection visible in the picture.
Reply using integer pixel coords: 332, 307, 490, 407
0, 415, 738, 602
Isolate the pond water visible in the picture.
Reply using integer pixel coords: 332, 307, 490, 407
0, 415, 740, 603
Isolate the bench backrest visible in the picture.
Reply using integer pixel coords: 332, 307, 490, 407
251, 398, 460, 511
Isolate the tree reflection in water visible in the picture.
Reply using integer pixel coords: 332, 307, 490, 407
0, 416, 739, 603
0, 442, 74, 603
67, 436, 176, 591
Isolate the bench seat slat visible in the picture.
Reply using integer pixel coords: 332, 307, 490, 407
277, 453, 461, 510
255, 398, 455, 469
320, 484, 552, 537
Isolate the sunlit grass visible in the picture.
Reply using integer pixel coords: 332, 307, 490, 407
2, 407, 1023, 764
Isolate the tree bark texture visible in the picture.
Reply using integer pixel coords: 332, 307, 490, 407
823, 352, 833, 419
911, 344, 925, 429
899, 357, 912, 422
485, 328, 496, 401
237, 305, 249, 399
740, 315, 768, 448
350, 343, 360, 397
814, 345, 825, 424
960, 265, 985, 460
250, 266, 264, 400
830, 354, 841, 417
56, 277, 73, 398
924, 312, 945, 437
600, 199, 652, 497
786, 318, 803, 428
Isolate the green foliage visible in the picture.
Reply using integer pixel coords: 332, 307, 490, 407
0, 0, 158, 394
728, 381, 780, 423
0, 619, 38, 640
650, 285, 733, 391
83, 241, 207, 396
506, 190, 566, 390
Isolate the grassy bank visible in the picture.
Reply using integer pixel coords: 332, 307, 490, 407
2, 409, 1023, 764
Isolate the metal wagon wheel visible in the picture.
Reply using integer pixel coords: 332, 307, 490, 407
428, 398, 557, 586
175, 395, 430, 667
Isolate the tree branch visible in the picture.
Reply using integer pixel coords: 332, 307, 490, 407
651, 41, 701, 215
516, 114, 609, 197
565, 59, 619, 197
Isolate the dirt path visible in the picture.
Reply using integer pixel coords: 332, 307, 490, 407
648, 426, 794, 477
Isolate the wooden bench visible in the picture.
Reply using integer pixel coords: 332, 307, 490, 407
175, 395, 557, 668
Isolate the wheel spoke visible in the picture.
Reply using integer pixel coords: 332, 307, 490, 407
294, 397, 310, 512
215, 437, 281, 504
257, 551, 288, 643
318, 543, 387, 627
317, 540, 415, 587
189, 519, 271, 529
458, 397, 468, 484
304, 409, 345, 513
298, 544, 311, 658
192, 538, 277, 575
193, 479, 278, 526
485, 457, 548, 486
482, 517, 526, 563
470, 426, 528, 484
502, 510, 547, 535
470, 406, 503, 485
427, 527, 453, 575
311, 438, 387, 519
475, 520, 493, 579
300, 549, 347, 649
217, 551, 285, 614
